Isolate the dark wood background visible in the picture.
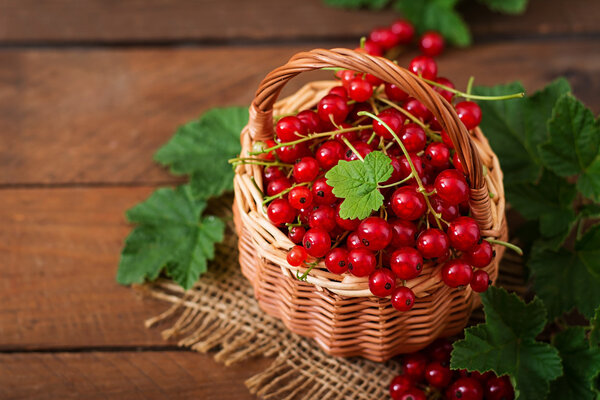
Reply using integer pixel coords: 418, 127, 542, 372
1, 0, 598, 399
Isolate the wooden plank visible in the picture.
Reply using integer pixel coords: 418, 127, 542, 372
0, 351, 272, 400
0, 0, 596, 44
0, 187, 179, 349
1, 40, 598, 186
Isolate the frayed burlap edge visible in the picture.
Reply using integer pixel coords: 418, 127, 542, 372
135, 202, 526, 400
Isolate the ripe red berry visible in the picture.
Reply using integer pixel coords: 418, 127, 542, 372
400, 124, 427, 152
261, 139, 277, 161
369, 27, 399, 50
389, 219, 418, 247
263, 166, 284, 181
348, 77, 373, 102
391, 20, 415, 44
373, 110, 404, 139
441, 130, 454, 149
402, 352, 428, 381
288, 226, 305, 244
464, 241, 494, 269
391, 186, 427, 221
276, 116, 307, 142
434, 77, 455, 103
346, 231, 366, 250
425, 361, 452, 388
417, 228, 449, 260
398, 154, 424, 181
425, 142, 450, 167
266, 177, 291, 197
485, 376, 514, 400
404, 98, 431, 121
390, 247, 423, 280
287, 245, 307, 267
408, 55, 437, 80
296, 109, 322, 133
334, 203, 361, 231
312, 177, 337, 205
446, 377, 484, 400
398, 388, 426, 400
448, 216, 481, 251
293, 157, 319, 183
452, 151, 465, 174
434, 169, 470, 205
357, 217, 392, 251
455, 101, 482, 130
389, 375, 413, 400
343, 140, 373, 161
302, 228, 331, 257
288, 186, 312, 210
369, 268, 397, 297
318, 94, 350, 125
442, 259, 473, 288
470, 270, 491, 293
365, 73, 383, 86
347, 249, 376, 277
324, 248, 349, 274
328, 85, 348, 99
385, 82, 409, 102
361, 40, 383, 56
426, 338, 453, 363
419, 31, 445, 57
428, 196, 459, 225
316, 140, 344, 170
275, 142, 310, 163
308, 205, 337, 232
391, 286, 416, 312
267, 199, 297, 226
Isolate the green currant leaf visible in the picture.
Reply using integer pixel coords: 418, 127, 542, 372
451, 287, 562, 400
154, 107, 247, 200
395, 0, 471, 46
325, 151, 392, 220
576, 224, 600, 281
477, 0, 529, 14
538, 94, 600, 201
117, 185, 225, 290
590, 307, 600, 348
323, 0, 390, 9
549, 327, 600, 400
529, 240, 600, 320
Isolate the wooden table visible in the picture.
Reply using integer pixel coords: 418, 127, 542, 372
1, 1, 598, 398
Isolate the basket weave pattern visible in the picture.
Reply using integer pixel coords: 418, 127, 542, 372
233, 49, 507, 361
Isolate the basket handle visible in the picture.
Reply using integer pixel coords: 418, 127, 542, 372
247, 48, 493, 230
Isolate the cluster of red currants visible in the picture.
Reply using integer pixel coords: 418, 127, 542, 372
363, 19, 445, 58
389, 338, 514, 400
251, 52, 492, 312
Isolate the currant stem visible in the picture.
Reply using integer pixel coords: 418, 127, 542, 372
466, 76, 475, 96
342, 137, 365, 161
358, 111, 443, 230
378, 173, 414, 189
376, 97, 442, 142
485, 238, 524, 256
247, 125, 372, 156
262, 182, 310, 205
296, 262, 317, 281
229, 158, 293, 168
422, 77, 525, 101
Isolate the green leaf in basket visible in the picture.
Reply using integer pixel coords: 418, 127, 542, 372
549, 327, 600, 400
117, 185, 225, 290
325, 151, 392, 220
538, 93, 600, 201
451, 287, 562, 400
154, 107, 247, 200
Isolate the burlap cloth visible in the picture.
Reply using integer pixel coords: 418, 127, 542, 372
136, 199, 525, 400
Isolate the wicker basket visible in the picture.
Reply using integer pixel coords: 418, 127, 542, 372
233, 48, 508, 362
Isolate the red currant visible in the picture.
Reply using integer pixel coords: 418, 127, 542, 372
287, 245, 307, 267
425, 142, 450, 167
346, 231, 366, 250
312, 177, 337, 204
464, 240, 494, 268
348, 77, 373, 102
302, 228, 331, 257
442, 259, 473, 288
385, 82, 409, 102
434, 169, 470, 205
288, 226, 305, 244
441, 130, 454, 149
485, 376, 514, 400
369, 27, 399, 50
391, 186, 426, 221
425, 361, 452, 388
296, 109, 322, 133
357, 216, 392, 251
419, 31, 444, 57
324, 248, 349, 274
428, 196, 459, 225
318, 94, 350, 125
266, 177, 291, 197
293, 157, 319, 183
434, 77, 455, 103
275, 142, 310, 163
455, 101, 482, 130
308, 204, 337, 232
398, 154, 424, 181
391, 286, 416, 312
390, 247, 423, 280
402, 352, 428, 381
360, 40, 383, 57
373, 110, 404, 139
390, 375, 413, 400
404, 98, 431, 121
398, 388, 426, 400
263, 166, 284, 181
369, 268, 396, 297
343, 140, 372, 161
267, 199, 297, 226
365, 73, 383, 86
446, 377, 484, 400
452, 151, 465, 173
328, 85, 348, 99
448, 216, 481, 251
417, 228, 449, 260
276, 116, 307, 143
316, 140, 344, 170
389, 219, 418, 247
391, 20, 415, 44
334, 203, 361, 231
470, 270, 491, 292
383, 155, 403, 186
400, 124, 427, 152
408, 55, 437, 80
288, 186, 312, 210
347, 249, 376, 277
426, 338, 453, 363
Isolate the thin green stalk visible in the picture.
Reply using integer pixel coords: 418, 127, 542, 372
376, 97, 442, 141
342, 137, 364, 161
262, 182, 309, 205
422, 78, 525, 101
466, 76, 475, 96
485, 238, 524, 256
378, 173, 414, 189
296, 262, 317, 281
229, 158, 293, 168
